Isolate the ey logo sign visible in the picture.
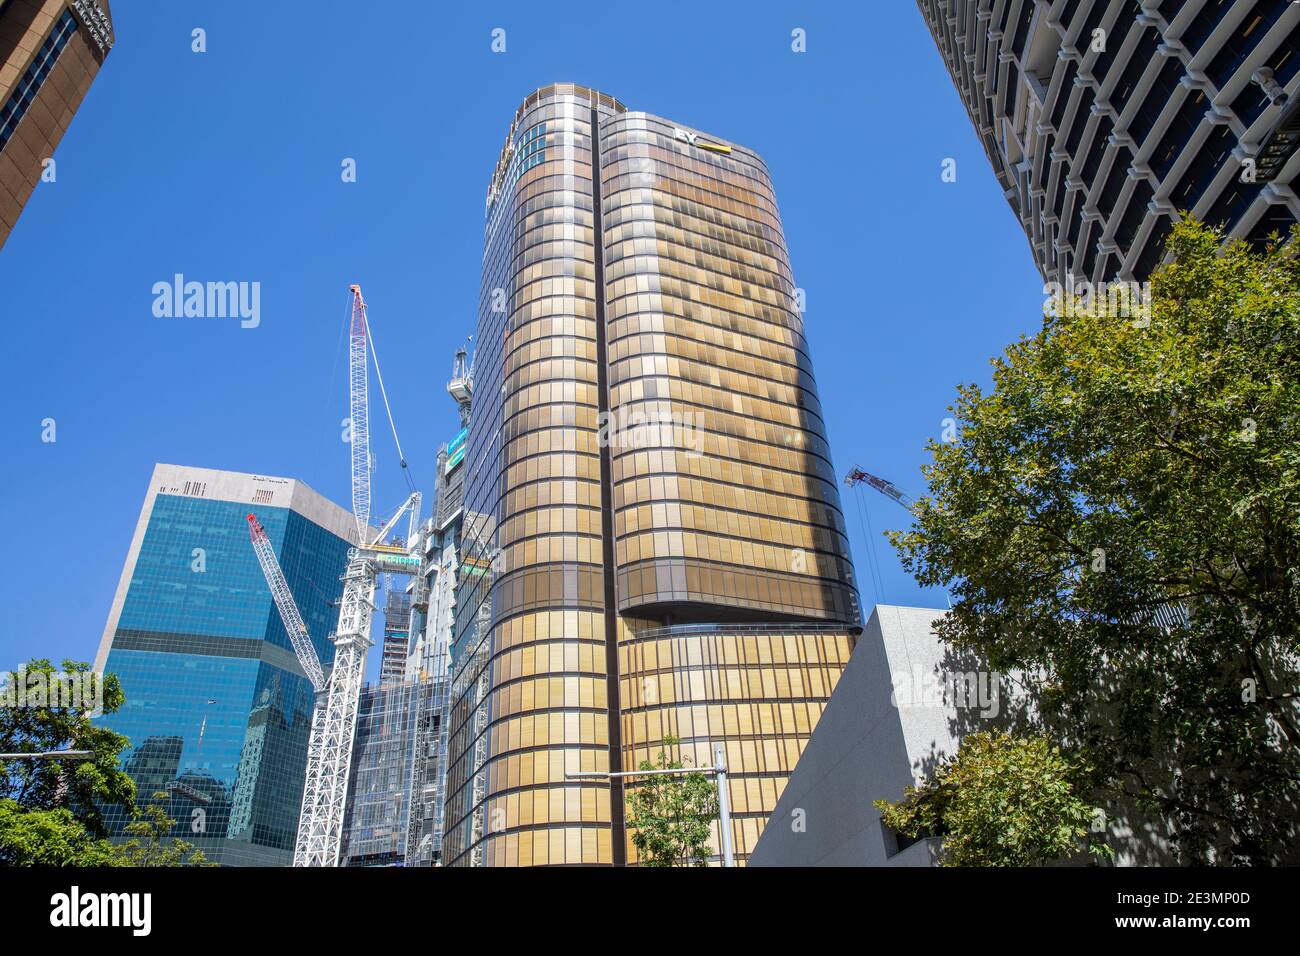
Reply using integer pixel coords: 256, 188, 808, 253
673, 128, 732, 154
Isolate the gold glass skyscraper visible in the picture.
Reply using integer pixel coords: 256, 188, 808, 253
443, 84, 861, 866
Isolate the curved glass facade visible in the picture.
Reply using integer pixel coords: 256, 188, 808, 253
443, 84, 860, 866
600, 111, 857, 623
444, 85, 621, 868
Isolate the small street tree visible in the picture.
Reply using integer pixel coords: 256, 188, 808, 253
0, 658, 204, 866
0, 658, 138, 864
626, 736, 719, 866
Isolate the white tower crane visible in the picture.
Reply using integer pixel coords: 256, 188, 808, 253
247, 284, 423, 867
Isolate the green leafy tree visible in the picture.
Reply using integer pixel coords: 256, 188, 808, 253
626, 736, 719, 866
876, 731, 1111, 866
0, 799, 122, 866
0, 658, 135, 836
890, 220, 1300, 863
116, 791, 212, 867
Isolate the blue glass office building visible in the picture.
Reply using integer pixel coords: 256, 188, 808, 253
94, 464, 358, 866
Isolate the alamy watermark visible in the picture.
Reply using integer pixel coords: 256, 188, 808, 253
597, 407, 705, 456
1043, 278, 1152, 326
50, 886, 151, 936
890, 665, 1019, 720
0, 666, 105, 718
152, 274, 261, 328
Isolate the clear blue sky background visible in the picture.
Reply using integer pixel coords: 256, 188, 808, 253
0, 0, 1043, 677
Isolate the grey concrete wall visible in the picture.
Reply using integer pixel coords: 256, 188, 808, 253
749, 605, 956, 866
749, 603, 1184, 866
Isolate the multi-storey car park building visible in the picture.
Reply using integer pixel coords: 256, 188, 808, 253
0, 0, 114, 247
443, 83, 862, 867
918, 0, 1300, 284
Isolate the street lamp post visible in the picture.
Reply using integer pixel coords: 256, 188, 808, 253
0, 750, 97, 806
712, 742, 734, 867
565, 740, 735, 867
0, 751, 95, 760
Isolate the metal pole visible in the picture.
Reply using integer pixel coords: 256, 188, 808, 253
566, 756, 736, 868
714, 742, 734, 868
0, 750, 95, 760
0, 751, 94, 806
567, 767, 717, 778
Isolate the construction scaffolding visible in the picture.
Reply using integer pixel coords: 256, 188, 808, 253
380, 591, 412, 685
339, 680, 425, 866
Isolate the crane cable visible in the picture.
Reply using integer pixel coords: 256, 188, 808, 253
362, 310, 417, 493
852, 474, 953, 612
852, 485, 888, 611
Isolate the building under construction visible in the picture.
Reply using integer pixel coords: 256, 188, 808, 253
400, 349, 473, 866
380, 591, 412, 685
337, 347, 474, 866
339, 679, 427, 867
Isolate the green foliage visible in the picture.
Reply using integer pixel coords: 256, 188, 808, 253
0, 792, 213, 867
0, 799, 122, 866
0, 658, 209, 866
626, 736, 719, 866
116, 791, 212, 867
876, 731, 1111, 866
891, 220, 1300, 863
0, 658, 135, 836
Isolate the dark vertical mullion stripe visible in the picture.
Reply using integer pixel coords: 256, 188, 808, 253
590, 106, 626, 865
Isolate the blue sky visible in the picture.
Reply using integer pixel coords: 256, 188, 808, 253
0, 0, 1043, 676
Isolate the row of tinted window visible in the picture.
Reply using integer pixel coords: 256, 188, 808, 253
0, 9, 77, 152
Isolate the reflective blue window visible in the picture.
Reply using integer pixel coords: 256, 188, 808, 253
97, 494, 353, 865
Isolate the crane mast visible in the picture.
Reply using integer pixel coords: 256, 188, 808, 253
246, 283, 423, 867
288, 283, 422, 867
294, 550, 375, 866
348, 285, 371, 542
